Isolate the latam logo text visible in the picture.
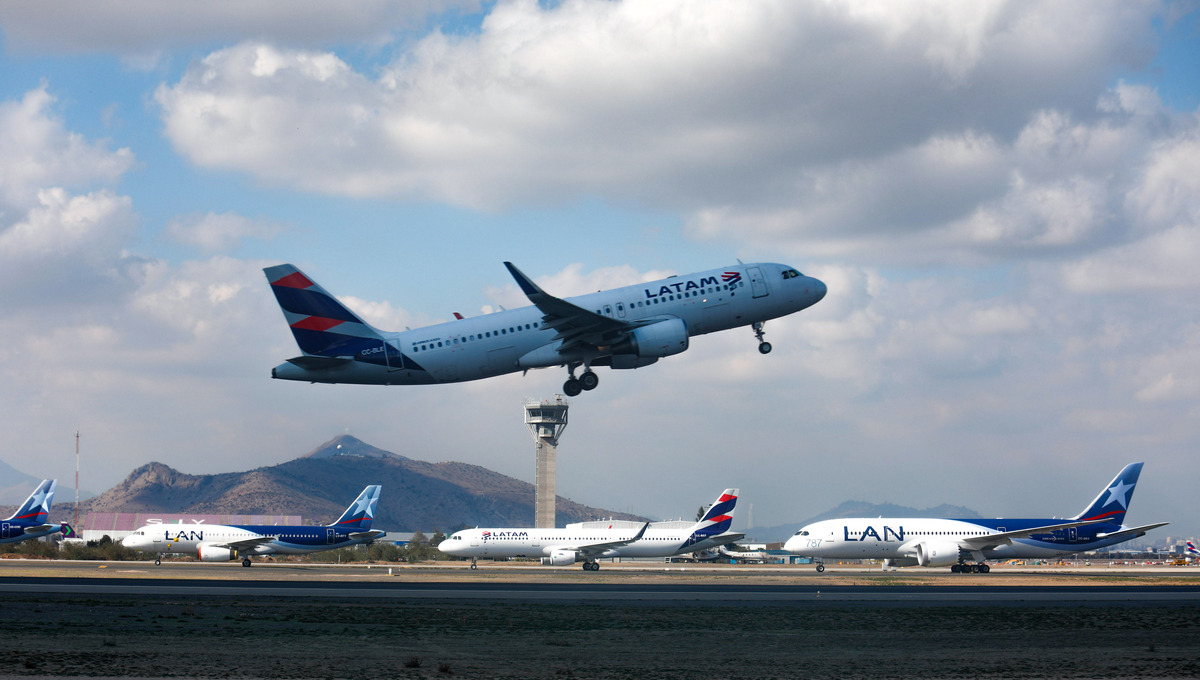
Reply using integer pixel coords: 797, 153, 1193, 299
643, 276, 721, 299
166, 530, 204, 541
481, 531, 529, 540
843, 525, 905, 542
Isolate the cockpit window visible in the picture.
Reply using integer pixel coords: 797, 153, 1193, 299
782, 269, 801, 280
793, 530, 809, 536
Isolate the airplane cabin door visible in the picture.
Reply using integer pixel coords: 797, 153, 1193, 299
383, 340, 404, 372
0, 522, 9, 540
326, 528, 335, 544
747, 266, 769, 298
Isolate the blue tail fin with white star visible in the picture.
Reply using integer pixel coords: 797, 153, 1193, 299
1072, 463, 1142, 524
5, 479, 55, 523
329, 485, 381, 530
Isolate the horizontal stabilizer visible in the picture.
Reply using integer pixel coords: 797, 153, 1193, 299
285, 355, 355, 370
23, 524, 54, 535
349, 530, 386, 542
1096, 522, 1169, 541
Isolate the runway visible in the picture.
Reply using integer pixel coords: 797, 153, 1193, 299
2, 558, 1199, 606
4, 560, 1199, 678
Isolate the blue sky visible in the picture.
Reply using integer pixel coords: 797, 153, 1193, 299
1, 1, 1198, 541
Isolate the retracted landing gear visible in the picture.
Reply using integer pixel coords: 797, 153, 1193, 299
242, 557, 253, 567
563, 362, 598, 397
582, 560, 600, 571
753, 322, 772, 354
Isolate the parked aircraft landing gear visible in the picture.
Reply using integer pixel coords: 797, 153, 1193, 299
582, 561, 600, 571
815, 563, 825, 573
753, 322, 772, 354
470, 557, 478, 570
242, 558, 252, 567
154, 557, 161, 566
951, 562, 989, 573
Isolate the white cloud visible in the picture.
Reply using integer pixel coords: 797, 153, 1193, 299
165, 212, 286, 252
0, 1, 475, 56
0, 86, 134, 211
153, 0, 1160, 219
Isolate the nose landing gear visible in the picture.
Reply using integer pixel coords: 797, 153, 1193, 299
753, 322, 772, 354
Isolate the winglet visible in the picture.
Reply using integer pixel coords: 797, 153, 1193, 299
631, 522, 650, 542
504, 262, 544, 298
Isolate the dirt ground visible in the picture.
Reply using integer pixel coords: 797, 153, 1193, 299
2, 591, 1199, 679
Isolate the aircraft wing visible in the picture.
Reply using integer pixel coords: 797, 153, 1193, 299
1094, 522, 1169, 542
960, 519, 1106, 551
505, 262, 647, 353
219, 535, 277, 551
553, 522, 650, 559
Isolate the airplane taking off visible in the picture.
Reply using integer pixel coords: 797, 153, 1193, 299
122, 486, 383, 566
785, 463, 1167, 574
439, 489, 742, 570
1, 479, 72, 544
264, 261, 826, 396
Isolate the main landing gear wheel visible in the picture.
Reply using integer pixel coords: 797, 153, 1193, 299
563, 378, 582, 397
242, 558, 252, 567
582, 561, 600, 571
816, 564, 825, 573
579, 370, 599, 391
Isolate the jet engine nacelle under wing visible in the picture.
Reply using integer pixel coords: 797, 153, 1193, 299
198, 545, 238, 562
914, 541, 960, 567
611, 318, 689, 359
541, 549, 577, 566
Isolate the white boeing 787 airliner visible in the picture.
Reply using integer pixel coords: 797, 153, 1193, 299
264, 261, 825, 396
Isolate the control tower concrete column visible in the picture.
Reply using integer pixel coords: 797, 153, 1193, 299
525, 395, 569, 528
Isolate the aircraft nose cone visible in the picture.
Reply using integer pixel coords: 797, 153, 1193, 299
810, 277, 827, 303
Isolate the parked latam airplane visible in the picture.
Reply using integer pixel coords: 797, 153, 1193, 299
439, 489, 741, 571
785, 463, 1167, 573
264, 261, 826, 396
1, 479, 73, 544
122, 486, 383, 566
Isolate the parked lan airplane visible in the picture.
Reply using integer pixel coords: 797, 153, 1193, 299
1, 479, 73, 544
785, 463, 1167, 574
439, 489, 741, 571
122, 486, 383, 566
264, 261, 826, 396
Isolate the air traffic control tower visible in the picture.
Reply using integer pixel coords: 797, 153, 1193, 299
525, 395, 569, 528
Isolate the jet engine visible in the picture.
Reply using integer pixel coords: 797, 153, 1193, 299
611, 318, 688, 358
914, 541, 961, 567
198, 545, 237, 562
541, 549, 577, 566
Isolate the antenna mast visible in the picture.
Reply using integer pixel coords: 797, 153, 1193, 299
74, 431, 80, 528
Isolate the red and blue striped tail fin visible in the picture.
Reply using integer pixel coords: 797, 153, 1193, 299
1072, 463, 1143, 525
691, 488, 738, 538
1188, 541, 1198, 556
264, 264, 385, 357
330, 485, 382, 530
5, 479, 55, 523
